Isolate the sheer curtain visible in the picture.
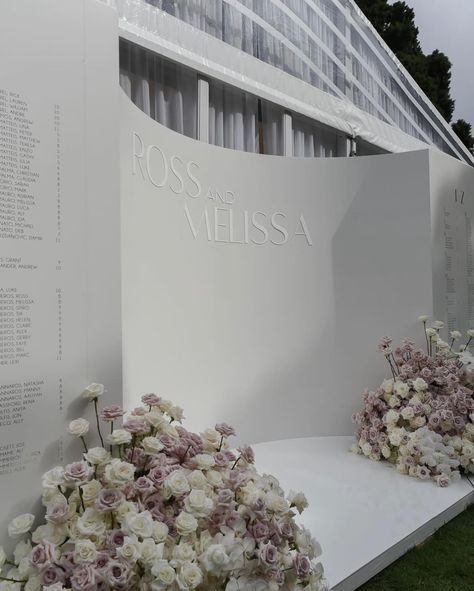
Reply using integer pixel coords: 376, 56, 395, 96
208, 80, 284, 155
293, 114, 338, 157
119, 39, 197, 139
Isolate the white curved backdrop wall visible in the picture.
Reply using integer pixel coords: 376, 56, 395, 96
121, 94, 474, 444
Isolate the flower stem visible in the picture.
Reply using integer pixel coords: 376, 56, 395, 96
80, 436, 88, 453
78, 486, 86, 511
94, 398, 105, 448
423, 321, 429, 354
231, 456, 241, 470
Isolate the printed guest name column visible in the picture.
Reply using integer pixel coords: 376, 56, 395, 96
0, 87, 64, 474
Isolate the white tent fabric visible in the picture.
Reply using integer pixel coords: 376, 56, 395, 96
105, 0, 473, 164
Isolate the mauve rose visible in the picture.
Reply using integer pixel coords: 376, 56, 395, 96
64, 461, 93, 487
135, 476, 154, 494
141, 393, 161, 406
123, 418, 149, 435
250, 498, 266, 518
259, 542, 278, 567
250, 521, 269, 542
148, 466, 169, 486
124, 447, 146, 467
71, 565, 96, 591
106, 529, 125, 550
100, 405, 125, 421
225, 511, 241, 529
159, 434, 176, 449
215, 422, 236, 437
279, 521, 293, 540
46, 498, 68, 525
217, 489, 234, 505
224, 450, 236, 462
269, 569, 285, 584
95, 551, 110, 571
436, 474, 450, 487
30, 540, 57, 569
214, 452, 229, 468
97, 489, 124, 512
41, 565, 64, 586
107, 560, 130, 587
294, 554, 311, 579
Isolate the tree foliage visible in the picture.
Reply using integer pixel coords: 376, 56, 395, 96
355, 0, 454, 122
452, 119, 474, 152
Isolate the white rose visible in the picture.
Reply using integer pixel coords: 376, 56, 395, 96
165, 470, 191, 497
186, 471, 208, 490
105, 459, 135, 485
141, 437, 164, 455
467, 329, 474, 338
401, 407, 415, 420
118, 535, 141, 563
184, 489, 213, 518
106, 429, 132, 446
169, 406, 184, 422
417, 315, 429, 323
381, 445, 391, 459
200, 429, 220, 450
158, 399, 174, 414
412, 377, 428, 392
76, 508, 106, 537
432, 320, 444, 329
450, 330, 462, 340
287, 490, 308, 514
388, 395, 400, 408
265, 491, 288, 514
0, 546, 6, 569
176, 562, 203, 590
140, 538, 160, 565
426, 327, 437, 337
152, 522, 169, 543
0, 582, 22, 591
175, 512, 198, 536
13, 540, 31, 565
81, 480, 102, 505
74, 539, 98, 563
24, 576, 41, 591
40, 584, 64, 591
238, 481, 260, 506
361, 442, 372, 456
194, 454, 215, 471
144, 411, 167, 430
199, 544, 230, 576
151, 560, 176, 588
123, 511, 154, 539
82, 383, 105, 401
385, 409, 400, 425
394, 382, 409, 398
31, 524, 67, 545
206, 470, 223, 488
67, 418, 90, 438
41, 467, 65, 490
388, 429, 403, 447
172, 542, 196, 565
381, 378, 394, 394
437, 339, 449, 351
8, 514, 35, 538
84, 447, 111, 465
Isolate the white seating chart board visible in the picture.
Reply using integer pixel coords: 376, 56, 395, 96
0, 0, 121, 541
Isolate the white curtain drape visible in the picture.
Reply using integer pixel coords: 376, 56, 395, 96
293, 115, 338, 157
119, 40, 197, 138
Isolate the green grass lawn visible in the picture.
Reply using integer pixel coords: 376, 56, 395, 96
358, 503, 474, 591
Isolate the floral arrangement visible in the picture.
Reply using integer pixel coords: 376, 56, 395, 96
352, 317, 474, 486
0, 386, 327, 591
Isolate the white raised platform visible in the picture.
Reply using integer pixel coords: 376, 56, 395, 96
253, 436, 474, 591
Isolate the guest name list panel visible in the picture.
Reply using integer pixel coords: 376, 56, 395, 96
0, 0, 121, 539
